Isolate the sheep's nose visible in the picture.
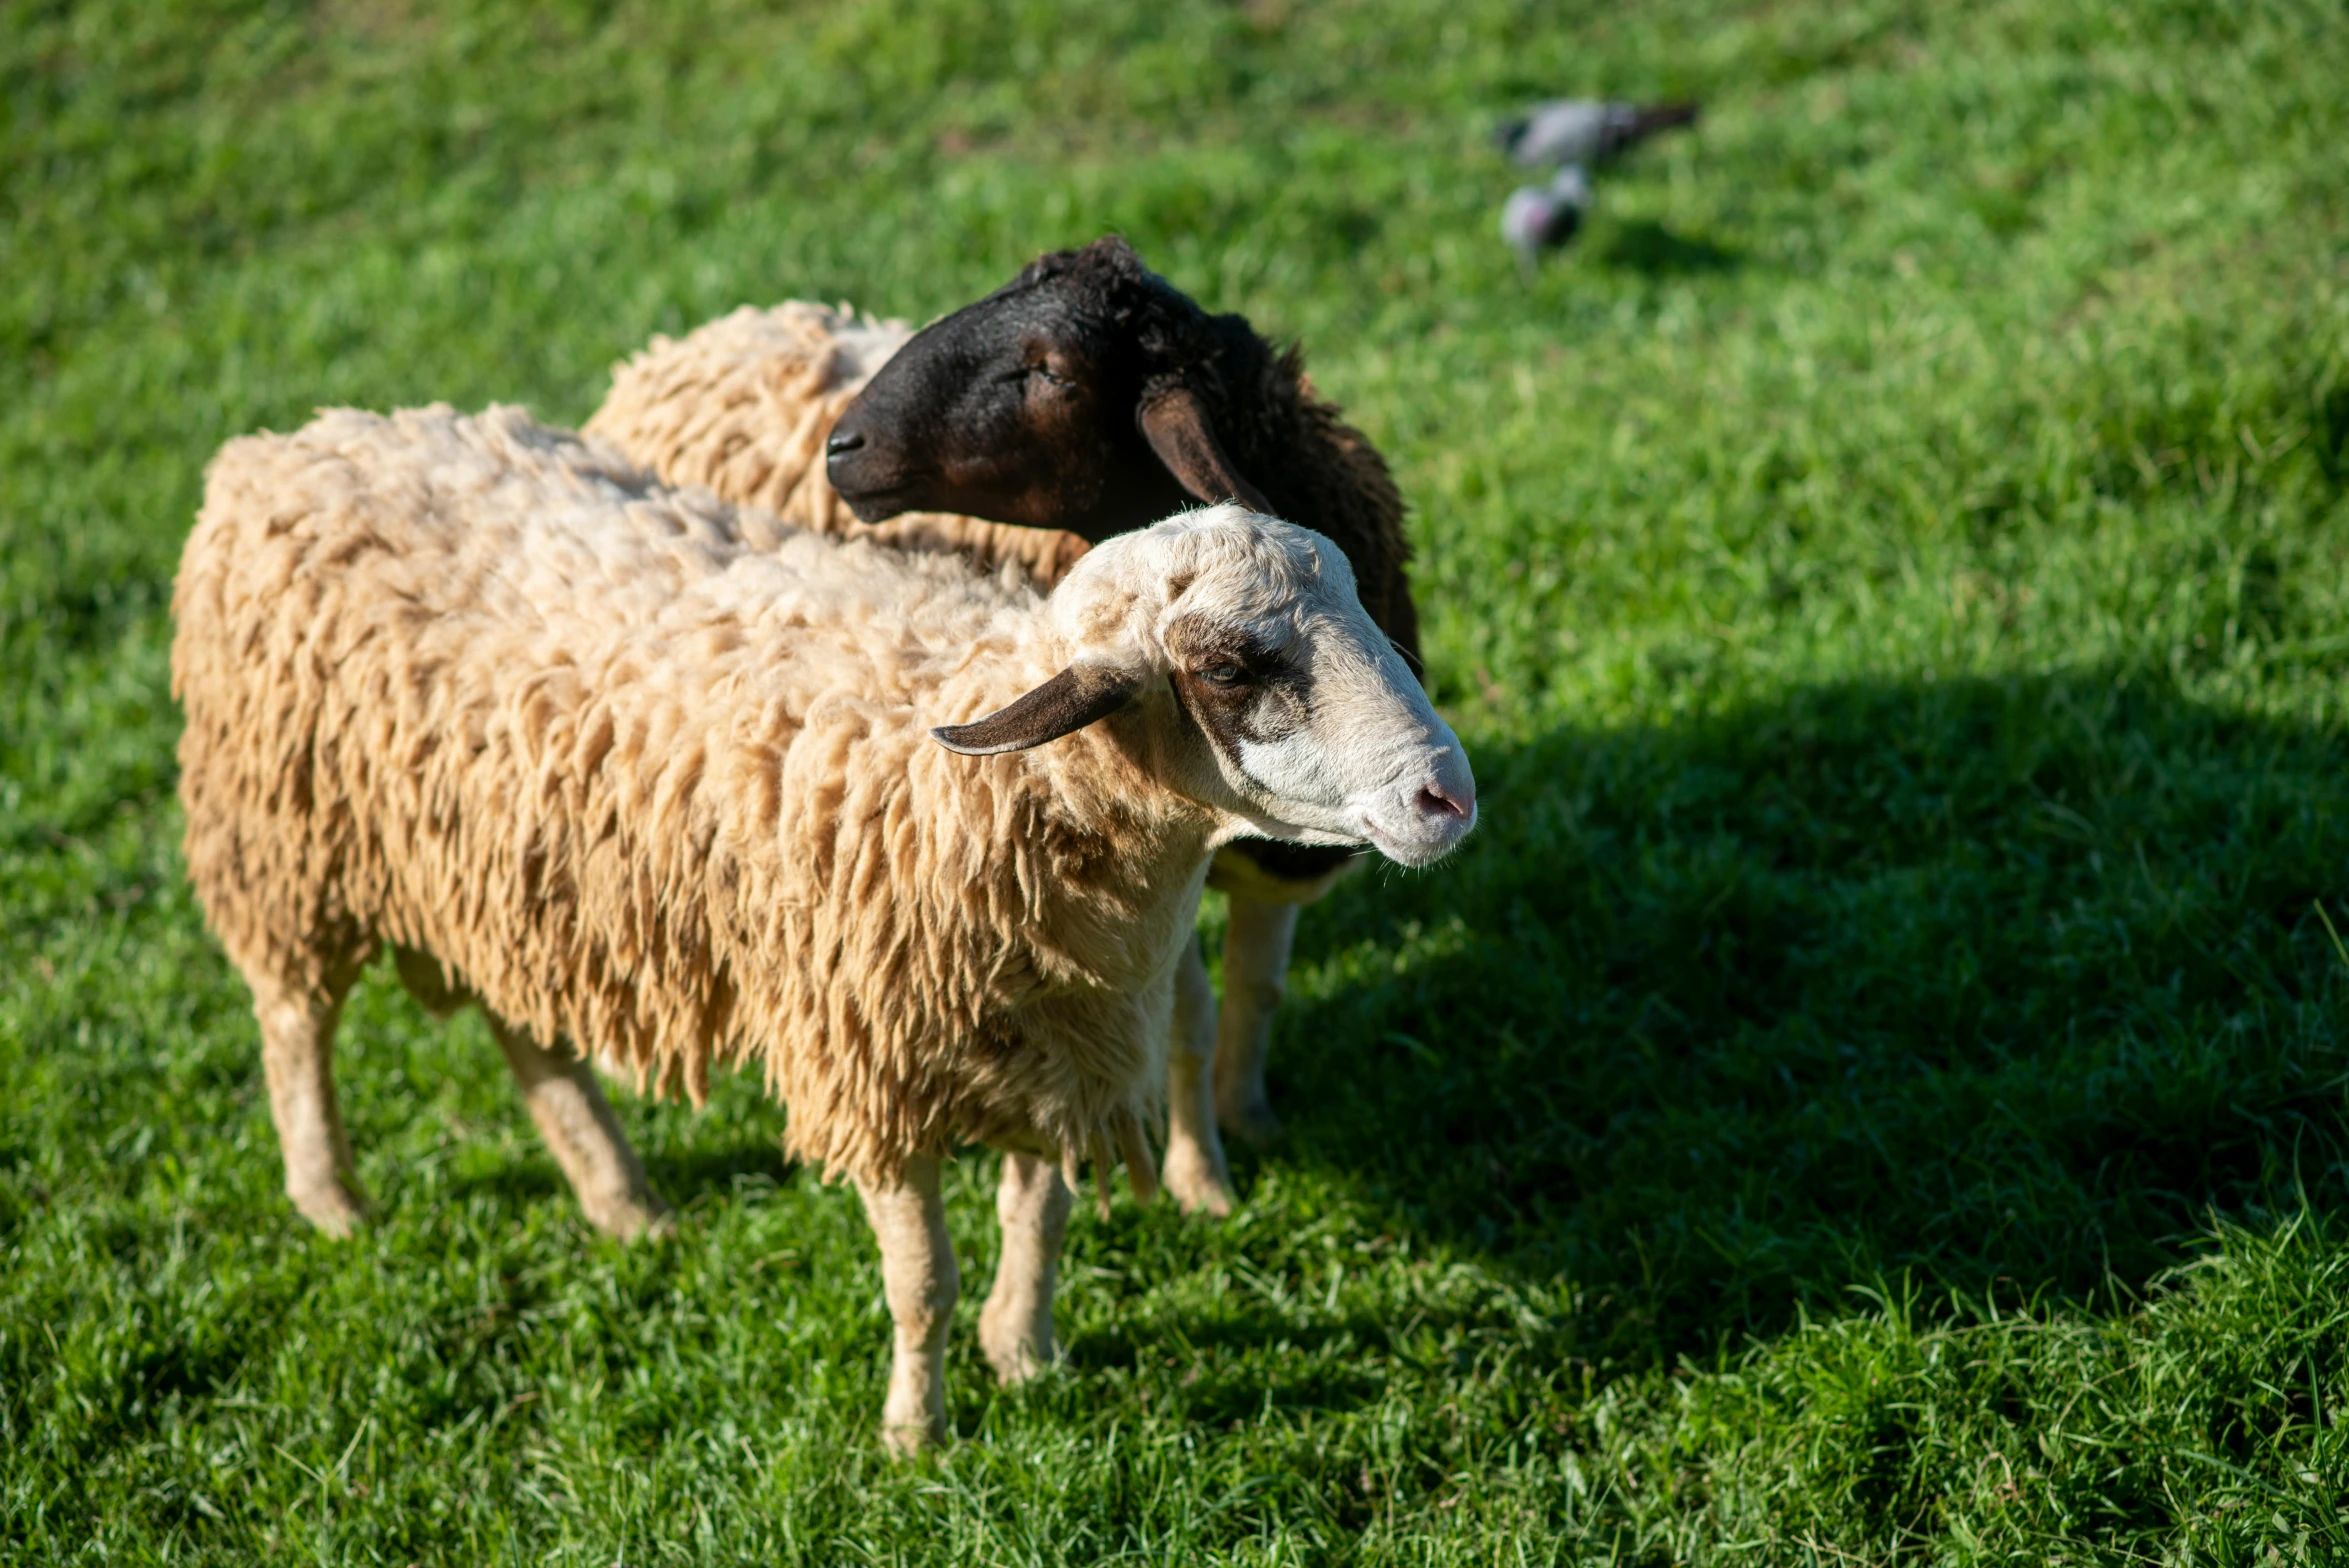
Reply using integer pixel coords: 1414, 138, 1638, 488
825, 428, 865, 456
1417, 782, 1472, 823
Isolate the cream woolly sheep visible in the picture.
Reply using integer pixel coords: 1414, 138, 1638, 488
588, 253, 1414, 1221
823, 240, 1430, 1203
172, 404, 1475, 1450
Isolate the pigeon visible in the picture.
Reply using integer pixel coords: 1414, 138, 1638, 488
1500, 164, 1592, 272
1493, 99, 1699, 171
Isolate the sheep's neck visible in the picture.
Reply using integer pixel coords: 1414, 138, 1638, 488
1012, 721, 1218, 999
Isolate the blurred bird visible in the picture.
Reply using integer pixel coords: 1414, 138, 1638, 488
1493, 99, 1699, 171
1500, 163, 1592, 274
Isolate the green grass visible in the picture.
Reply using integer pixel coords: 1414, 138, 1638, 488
7, 0, 2349, 1559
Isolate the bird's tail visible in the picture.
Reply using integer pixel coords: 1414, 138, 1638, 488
1628, 102, 1701, 139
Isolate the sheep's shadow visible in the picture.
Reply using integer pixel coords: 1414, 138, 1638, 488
442, 1133, 796, 1213
1589, 218, 1742, 276
423, 669, 2349, 1372
643, 1142, 798, 1205
1062, 1310, 1390, 1423
1233, 667, 2349, 1362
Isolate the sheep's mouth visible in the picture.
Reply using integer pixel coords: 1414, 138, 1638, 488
1362, 822, 1470, 869
835, 478, 935, 523
848, 496, 910, 523
828, 456, 940, 522
1357, 804, 1477, 869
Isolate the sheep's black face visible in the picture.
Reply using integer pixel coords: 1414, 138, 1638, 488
828, 284, 1178, 536
826, 237, 1260, 542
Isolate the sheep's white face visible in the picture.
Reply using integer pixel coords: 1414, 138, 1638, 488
1042, 507, 1476, 868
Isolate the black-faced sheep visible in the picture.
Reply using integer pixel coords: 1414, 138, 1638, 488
170, 404, 1475, 1451
585, 301, 1091, 586
591, 238, 1423, 1220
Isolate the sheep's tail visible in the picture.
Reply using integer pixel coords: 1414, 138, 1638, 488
1118, 1115, 1159, 1207
1063, 1110, 1160, 1220
1087, 1132, 1115, 1221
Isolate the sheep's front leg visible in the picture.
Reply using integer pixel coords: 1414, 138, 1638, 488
979, 1152, 1074, 1382
490, 1021, 670, 1240
253, 973, 369, 1237
857, 1154, 959, 1454
1213, 896, 1301, 1145
1159, 936, 1236, 1216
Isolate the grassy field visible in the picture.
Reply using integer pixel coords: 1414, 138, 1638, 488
7, 0, 2349, 1559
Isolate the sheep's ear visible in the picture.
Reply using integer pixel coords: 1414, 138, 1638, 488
1138, 388, 1273, 514
931, 664, 1144, 756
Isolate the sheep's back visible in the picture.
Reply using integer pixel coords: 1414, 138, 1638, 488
587, 301, 1090, 588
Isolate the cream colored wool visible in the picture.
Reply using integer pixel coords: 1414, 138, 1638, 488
585, 302, 1089, 588
171, 404, 1225, 1187
587, 299, 1370, 1220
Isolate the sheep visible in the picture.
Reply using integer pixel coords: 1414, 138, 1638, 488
584, 300, 1090, 586
171, 403, 1476, 1451
590, 238, 1421, 1220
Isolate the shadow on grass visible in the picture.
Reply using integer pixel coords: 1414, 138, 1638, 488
444, 1140, 798, 1213
386, 667, 2349, 1379
1590, 218, 1744, 276
644, 1141, 798, 1204
1063, 1312, 1389, 1421
1252, 667, 2349, 1361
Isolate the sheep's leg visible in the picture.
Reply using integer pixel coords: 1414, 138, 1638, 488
979, 1152, 1074, 1383
1213, 896, 1300, 1145
1159, 936, 1236, 1216
489, 1020, 670, 1240
253, 969, 370, 1237
857, 1155, 959, 1454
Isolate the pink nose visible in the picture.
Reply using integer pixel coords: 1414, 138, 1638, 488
1417, 783, 1472, 822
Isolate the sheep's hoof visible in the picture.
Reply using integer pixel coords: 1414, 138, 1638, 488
979, 1302, 1057, 1386
1160, 1137, 1236, 1219
879, 1417, 946, 1458
289, 1180, 370, 1238
1214, 1089, 1282, 1148
583, 1191, 674, 1242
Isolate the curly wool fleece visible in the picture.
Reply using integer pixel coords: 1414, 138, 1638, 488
171, 404, 1219, 1188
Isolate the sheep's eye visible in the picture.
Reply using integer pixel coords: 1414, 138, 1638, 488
1198, 662, 1248, 687
1029, 364, 1072, 387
